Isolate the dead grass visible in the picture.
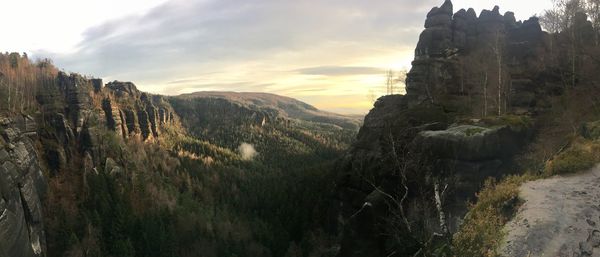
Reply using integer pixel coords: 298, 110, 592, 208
544, 139, 600, 176
452, 174, 536, 257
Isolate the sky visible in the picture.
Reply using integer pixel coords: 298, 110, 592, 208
1, 0, 553, 114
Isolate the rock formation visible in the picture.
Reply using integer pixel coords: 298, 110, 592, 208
333, 1, 558, 256
37, 75, 180, 172
0, 116, 47, 257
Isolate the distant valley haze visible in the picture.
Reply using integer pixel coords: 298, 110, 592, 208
1, 0, 551, 114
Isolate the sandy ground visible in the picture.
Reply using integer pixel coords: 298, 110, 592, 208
501, 165, 600, 257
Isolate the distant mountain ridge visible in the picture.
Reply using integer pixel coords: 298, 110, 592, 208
177, 91, 362, 130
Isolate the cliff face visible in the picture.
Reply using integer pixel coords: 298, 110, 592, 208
0, 116, 46, 257
407, 0, 552, 113
333, 1, 560, 256
10, 73, 184, 256
36, 73, 179, 172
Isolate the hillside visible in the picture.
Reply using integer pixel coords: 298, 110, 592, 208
177, 91, 362, 130
0, 53, 357, 257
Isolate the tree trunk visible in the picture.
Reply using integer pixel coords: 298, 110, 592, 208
483, 72, 488, 117
434, 181, 448, 234
497, 53, 502, 116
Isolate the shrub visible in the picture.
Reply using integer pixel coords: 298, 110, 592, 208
453, 175, 533, 257
545, 142, 599, 175
480, 115, 532, 128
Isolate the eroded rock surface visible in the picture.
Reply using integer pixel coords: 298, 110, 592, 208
0, 116, 47, 257
37, 75, 180, 171
502, 166, 600, 257
333, 0, 554, 255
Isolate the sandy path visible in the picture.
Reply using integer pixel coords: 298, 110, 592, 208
501, 165, 600, 257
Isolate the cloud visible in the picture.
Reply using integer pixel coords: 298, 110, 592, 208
295, 66, 384, 76
34, 0, 441, 113
43, 0, 435, 81
238, 143, 258, 160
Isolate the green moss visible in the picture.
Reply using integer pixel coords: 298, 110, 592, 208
465, 127, 486, 136
453, 175, 534, 257
480, 115, 532, 128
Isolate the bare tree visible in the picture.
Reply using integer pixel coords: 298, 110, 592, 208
394, 69, 408, 95
384, 69, 409, 95
386, 70, 395, 95
433, 179, 449, 235
540, 0, 587, 88
540, 9, 564, 33
482, 71, 489, 117
491, 31, 505, 116
586, 0, 600, 44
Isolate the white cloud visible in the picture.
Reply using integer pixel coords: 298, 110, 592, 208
0, 0, 553, 114
0, 0, 168, 53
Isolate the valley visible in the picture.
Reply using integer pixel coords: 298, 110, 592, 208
0, 54, 359, 257
3, 0, 600, 256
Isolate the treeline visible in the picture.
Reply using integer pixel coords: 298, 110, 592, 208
540, 0, 600, 88
540, 0, 600, 35
0, 52, 58, 113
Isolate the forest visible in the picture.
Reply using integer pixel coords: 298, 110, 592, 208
0, 53, 357, 257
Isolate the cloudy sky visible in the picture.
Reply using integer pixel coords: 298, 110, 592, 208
1, 0, 552, 114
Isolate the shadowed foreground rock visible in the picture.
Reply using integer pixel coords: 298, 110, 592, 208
0, 116, 46, 257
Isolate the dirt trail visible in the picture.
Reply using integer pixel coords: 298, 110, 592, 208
501, 165, 600, 257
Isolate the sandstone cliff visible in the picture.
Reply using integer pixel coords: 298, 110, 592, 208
333, 0, 570, 256
0, 116, 46, 257
36, 73, 180, 173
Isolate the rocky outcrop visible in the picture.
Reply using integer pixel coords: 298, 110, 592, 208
408, 1, 551, 115
416, 124, 527, 161
0, 116, 47, 257
333, 1, 552, 256
37, 76, 180, 172
104, 81, 177, 141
